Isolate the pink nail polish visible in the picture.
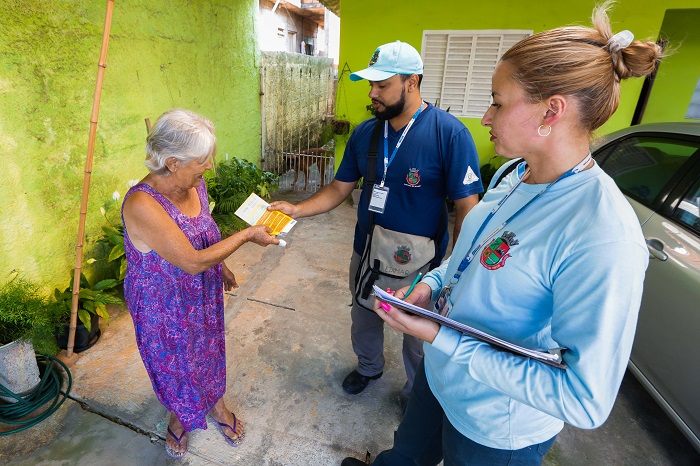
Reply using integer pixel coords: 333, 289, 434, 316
380, 302, 391, 312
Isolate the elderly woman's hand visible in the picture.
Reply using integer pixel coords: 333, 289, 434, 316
222, 263, 238, 291
246, 224, 280, 247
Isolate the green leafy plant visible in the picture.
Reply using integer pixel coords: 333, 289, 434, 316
54, 273, 124, 332
479, 154, 510, 194
91, 219, 126, 282
0, 273, 63, 354
204, 158, 279, 237
88, 191, 127, 284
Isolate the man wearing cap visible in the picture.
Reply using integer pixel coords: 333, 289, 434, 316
268, 40, 482, 398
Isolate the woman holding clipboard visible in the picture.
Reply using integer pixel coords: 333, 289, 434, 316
342, 2, 662, 465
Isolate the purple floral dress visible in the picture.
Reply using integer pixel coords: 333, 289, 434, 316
121, 181, 225, 432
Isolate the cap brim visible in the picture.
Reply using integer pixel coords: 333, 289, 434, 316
349, 68, 397, 82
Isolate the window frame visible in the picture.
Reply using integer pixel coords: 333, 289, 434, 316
594, 132, 700, 219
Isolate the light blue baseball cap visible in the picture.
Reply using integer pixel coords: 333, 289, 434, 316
349, 40, 424, 82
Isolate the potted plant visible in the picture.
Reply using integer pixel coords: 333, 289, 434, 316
331, 118, 351, 135
90, 205, 126, 283
479, 154, 509, 197
0, 273, 62, 401
54, 272, 124, 353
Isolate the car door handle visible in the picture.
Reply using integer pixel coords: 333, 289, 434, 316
645, 238, 668, 261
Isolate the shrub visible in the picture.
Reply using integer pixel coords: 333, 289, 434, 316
0, 274, 62, 354
204, 158, 279, 237
54, 273, 124, 332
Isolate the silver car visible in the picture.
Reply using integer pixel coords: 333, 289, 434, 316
592, 122, 700, 452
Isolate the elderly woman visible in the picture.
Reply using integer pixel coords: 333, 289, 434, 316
342, 2, 663, 466
121, 109, 279, 458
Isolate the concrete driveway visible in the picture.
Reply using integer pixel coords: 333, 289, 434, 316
1, 190, 699, 465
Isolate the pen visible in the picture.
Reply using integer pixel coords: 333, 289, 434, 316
403, 273, 422, 299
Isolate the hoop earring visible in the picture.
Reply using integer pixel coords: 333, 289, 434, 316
538, 125, 552, 137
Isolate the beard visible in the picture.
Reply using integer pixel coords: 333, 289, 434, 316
373, 87, 406, 120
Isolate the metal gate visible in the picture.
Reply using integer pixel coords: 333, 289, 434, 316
260, 52, 336, 192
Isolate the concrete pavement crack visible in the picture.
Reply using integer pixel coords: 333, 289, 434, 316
68, 395, 162, 442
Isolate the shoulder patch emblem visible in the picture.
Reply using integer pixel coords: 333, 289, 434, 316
480, 231, 519, 270
463, 166, 479, 185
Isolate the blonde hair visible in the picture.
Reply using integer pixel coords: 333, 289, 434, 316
145, 109, 216, 176
500, 1, 663, 132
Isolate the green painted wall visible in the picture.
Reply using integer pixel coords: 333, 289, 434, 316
0, 0, 261, 290
641, 9, 700, 123
334, 0, 700, 165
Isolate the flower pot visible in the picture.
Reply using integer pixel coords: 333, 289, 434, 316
0, 339, 40, 403
56, 313, 101, 353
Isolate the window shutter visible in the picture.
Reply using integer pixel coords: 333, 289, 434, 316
421, 30, 531, 118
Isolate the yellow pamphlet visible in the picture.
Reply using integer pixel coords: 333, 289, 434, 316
234, 193, 297, 236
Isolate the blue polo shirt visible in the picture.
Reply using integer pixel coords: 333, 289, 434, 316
335, 102, 483, 257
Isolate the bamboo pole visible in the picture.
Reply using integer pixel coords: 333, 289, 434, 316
66, 0, 115, 358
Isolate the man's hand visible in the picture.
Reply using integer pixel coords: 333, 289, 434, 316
267, 200, 299, 219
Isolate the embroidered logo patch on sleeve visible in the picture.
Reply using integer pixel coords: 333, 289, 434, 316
463, 166, 479, 185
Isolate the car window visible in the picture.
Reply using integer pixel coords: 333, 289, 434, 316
595, 136, 695, 207
672, 177, 700, 233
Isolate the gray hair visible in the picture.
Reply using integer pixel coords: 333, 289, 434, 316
145, 109, 216, 175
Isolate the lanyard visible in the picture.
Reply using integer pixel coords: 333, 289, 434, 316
380, 103, 424, 187
447, 153, 592, 286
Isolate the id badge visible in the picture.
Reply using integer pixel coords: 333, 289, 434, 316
434, 286, 453, 317
368, 184, 390, 213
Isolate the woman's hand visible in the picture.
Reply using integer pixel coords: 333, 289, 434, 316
374, 283, 440, 343
245, 225, 279, 246
222, 263, 238, 291
395, 282, 432, 308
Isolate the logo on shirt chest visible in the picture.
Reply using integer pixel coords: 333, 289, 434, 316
480, 231, 519, 270
405, 168, 421, 187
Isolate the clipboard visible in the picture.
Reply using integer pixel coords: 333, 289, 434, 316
373, 285, 567, 369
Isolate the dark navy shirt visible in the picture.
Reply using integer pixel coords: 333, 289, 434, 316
335, 102, 483, 257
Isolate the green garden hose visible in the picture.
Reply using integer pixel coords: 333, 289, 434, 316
0, 354, 72, 436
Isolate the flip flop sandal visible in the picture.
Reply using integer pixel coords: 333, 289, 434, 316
165, 426, 188, 459
209, 412, 245, 447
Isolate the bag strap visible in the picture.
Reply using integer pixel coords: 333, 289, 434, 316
355, 120, 384, 289
365, 119, 384, 229
492, 158, 522, 189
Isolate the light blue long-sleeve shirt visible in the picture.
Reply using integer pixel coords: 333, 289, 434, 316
421, 161, 648, 450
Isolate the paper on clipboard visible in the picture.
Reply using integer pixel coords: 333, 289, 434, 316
373, 285, 566, 369
234, 193, 297, 236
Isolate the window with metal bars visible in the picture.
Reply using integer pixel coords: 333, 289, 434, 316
420, 30, 531, 118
